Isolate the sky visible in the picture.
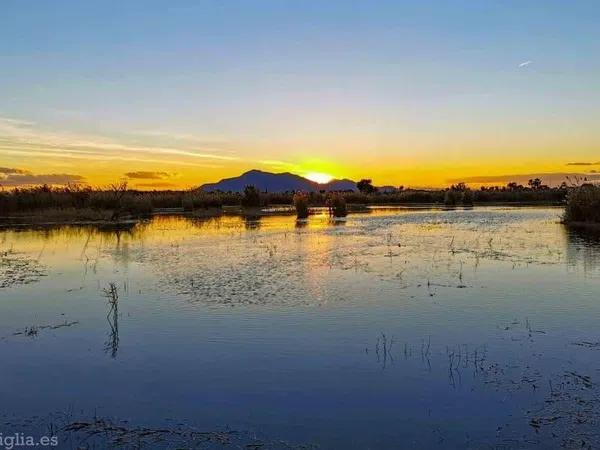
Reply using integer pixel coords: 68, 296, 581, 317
1, 0, 599, 189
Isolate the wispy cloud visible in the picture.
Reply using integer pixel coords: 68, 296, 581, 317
0, 147, 225, 169
133, 130, 232, 147
0, 116, 35, 128
518, 60, 533, 68
448, 172, 600, 186
0, 167, 30, 175
259, 160, 297, 168
0, 173, 85, 186
566, 162, 600, 166
125, 171, 172, 179
133, 181, 178, 189
0, 117, 238, 168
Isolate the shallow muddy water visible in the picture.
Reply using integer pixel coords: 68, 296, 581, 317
1, 206, 600, 449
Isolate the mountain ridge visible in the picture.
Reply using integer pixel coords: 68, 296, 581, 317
200, 169, 357, 193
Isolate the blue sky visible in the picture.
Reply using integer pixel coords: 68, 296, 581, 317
1, 0, 599, 187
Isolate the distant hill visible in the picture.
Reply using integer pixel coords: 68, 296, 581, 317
200, 170, 357, 193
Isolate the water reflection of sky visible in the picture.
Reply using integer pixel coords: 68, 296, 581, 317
1, 207, 600, 448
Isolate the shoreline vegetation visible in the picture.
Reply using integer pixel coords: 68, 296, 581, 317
563, 183, 600, 228
0, 179, 597, 226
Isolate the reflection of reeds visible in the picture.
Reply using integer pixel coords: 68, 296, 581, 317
375, 333, 395, 369
2, 320, 79, 341
62, 417, 240, 448
102, 282, 120, 358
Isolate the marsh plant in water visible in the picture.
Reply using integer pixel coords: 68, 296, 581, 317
293, 192, 310, 219
326, 193, 347, 217
241, 185, 261, 208
102, 282, 120, 358
564, 184, 600, 224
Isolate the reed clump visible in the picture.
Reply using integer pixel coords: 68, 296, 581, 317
241, 186, 261, 208
293, 192, 310, 219
564, 184, 600, 224
327, 193, 347, 217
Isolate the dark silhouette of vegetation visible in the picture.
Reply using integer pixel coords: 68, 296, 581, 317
102, 282, 120, 358
462, 189, 474, 206
450, 182, 467, 191
241, 185, 261, 208
357, 179, 377, 194
528, 178, 549, 190
0, 177, 573, 222
293, 192, 309, 219
327, 193, 347, 217
564, 184, 600, 225
443, 189, 458, 206
445, 182, 473, 206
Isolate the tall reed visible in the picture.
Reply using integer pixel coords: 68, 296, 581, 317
327, 193, 347, 217
564, 184, 600, 224
293, 192, 310, 219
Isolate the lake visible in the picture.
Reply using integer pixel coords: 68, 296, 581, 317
1, 206, 600, 449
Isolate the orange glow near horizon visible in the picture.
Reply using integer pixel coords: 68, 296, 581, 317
1, 117, 599, 190
2, 156, 600, 191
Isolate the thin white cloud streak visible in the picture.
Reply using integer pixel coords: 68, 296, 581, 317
0, 116, 36, 127
0, 118, 304, 175
518, 60, 533, 68
0, 148, 224, 168
259, 160, 297, 168
0, 173, 85, 186
133, 129, 234, 146
0, 117, 239, 164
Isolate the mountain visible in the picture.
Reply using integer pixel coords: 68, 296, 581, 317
200, 170, 357, 193
323, 178, 358, 191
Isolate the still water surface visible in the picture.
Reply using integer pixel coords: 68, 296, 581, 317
1, 207, 600, 449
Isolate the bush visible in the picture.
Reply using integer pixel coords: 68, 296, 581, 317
462, 189, 474, 206
444, 190, 458, 206
148, 191, 184, 208
241, 186, 261, 207
293, 192, 309, 219
564, 184, 600, 224
121, 194, 153, 215
327, 193, 347, 217
182, 192, 227, 210
264, 192, 293, 205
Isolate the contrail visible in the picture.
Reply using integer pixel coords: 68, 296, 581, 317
518, 60, 533, 68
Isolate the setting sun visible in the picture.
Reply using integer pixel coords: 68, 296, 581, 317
304, 172, 334, 184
